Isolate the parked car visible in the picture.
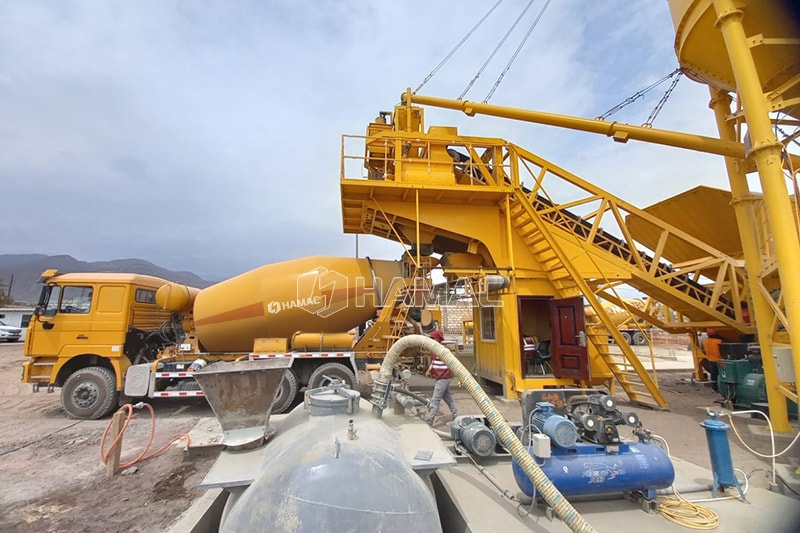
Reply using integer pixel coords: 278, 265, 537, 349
0, 319, 22, 342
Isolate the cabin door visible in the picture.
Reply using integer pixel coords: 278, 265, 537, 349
549, 296, 590, 380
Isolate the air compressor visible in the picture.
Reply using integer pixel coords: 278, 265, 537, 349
512, 392, 674, 501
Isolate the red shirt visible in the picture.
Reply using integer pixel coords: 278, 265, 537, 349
428, 354, 452, 380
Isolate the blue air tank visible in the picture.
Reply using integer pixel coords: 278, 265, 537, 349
512, 441, 674, 499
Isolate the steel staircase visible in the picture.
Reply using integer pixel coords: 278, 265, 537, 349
509, 192, 668, 408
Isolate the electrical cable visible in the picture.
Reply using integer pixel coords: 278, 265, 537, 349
100, 402, 190, 470
0, 420, 82, 457
651, 432, 721, 529
687, 468, 749, 503
657, 489, 720, 530
455, 442, 519, 502
724, 409, 800, 489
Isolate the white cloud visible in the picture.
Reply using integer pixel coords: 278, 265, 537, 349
0, 0, 756, 279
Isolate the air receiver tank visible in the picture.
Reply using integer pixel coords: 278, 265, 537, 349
192, 256, 403, 352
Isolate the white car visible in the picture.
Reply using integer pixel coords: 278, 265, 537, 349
0, 320, 22, 342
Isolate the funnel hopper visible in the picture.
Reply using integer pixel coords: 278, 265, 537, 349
192, 359, 292, 449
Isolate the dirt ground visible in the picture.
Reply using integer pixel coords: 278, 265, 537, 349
0, 343, 216, 533
0, 342, 797, 532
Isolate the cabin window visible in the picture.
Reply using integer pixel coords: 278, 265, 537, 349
60, 286, 93, 314
135, 288, 157, 304
480, 306, 496, 341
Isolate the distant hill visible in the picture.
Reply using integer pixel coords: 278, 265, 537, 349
0, 254, 214, 305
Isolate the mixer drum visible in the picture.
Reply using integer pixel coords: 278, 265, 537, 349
193, 256, 403, 352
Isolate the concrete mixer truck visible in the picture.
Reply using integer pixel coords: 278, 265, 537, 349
20, 255, 427, 419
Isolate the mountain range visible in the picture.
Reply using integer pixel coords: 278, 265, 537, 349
0, 254, 214, 305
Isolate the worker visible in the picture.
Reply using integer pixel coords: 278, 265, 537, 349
701, 329, 723, 392
425, 330, 458, 426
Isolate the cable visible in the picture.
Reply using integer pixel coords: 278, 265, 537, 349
651, 432, 722, 529
455, 442, 519, 502
724, 409, 800, 489
459, 0, 537, 100
657, 489, 720, 530
642, 70, 683, 127
100, 402, 190, 470
687, 468, 749, 503
0, 420, 82, 457
596, 68, 681, 121
413, 0, 505, 94
483, 0, 552, 103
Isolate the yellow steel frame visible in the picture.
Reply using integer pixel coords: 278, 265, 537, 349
393, 0, 800, 430
341, 116, 757, 406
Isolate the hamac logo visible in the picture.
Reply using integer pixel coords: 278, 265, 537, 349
296, 266, 350, 318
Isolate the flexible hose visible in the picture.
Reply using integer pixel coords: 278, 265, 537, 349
374, 334, 597, 533
100, 403, 191, 470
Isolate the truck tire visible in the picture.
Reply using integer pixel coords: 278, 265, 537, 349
271, 369, 298, 414
632, 331, 648, 346
307, 362, 356, 390
61, 366, 120, 420
620, 331, 633, 345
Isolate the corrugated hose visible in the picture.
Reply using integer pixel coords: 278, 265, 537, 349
373, 334, 597, 533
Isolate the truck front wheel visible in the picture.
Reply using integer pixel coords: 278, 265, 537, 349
61, 366, 120, 419
307, 362, 356, 390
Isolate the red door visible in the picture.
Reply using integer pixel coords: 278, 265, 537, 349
549, 296, 590, 380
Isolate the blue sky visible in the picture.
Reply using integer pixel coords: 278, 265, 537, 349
0, 1, 731, 280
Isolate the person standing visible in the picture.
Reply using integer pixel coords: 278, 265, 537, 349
425, 330, 458, 425
701, 329, 723, 392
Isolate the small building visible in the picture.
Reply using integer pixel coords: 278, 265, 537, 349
0, 307, 36, 339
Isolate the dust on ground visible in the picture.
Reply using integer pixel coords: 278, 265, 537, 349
0, 343, 216, 533
1, 340, 797, 532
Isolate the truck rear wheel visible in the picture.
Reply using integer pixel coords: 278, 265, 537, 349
620, 331, 633, 345
61, 366, 120, 419
307, 362, 355, 390
632, 331, 648, 346
271, 369, 298, 414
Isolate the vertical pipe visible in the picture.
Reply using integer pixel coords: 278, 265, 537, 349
712, 0, 800, 392
708, 88, 791, 430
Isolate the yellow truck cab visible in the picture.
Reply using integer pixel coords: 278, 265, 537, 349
23, 270, 172, 419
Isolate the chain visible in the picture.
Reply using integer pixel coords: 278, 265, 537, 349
596, 68, 681, 121
414, 0, 505, 94
459, 0, 537, 101
642, 69, 683, 127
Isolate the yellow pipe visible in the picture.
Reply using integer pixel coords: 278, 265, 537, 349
712, 0, 800, 394
403, 89, 745, 158
708, 87, 791, 431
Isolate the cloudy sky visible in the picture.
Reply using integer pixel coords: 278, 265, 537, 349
0, 1, 733, 281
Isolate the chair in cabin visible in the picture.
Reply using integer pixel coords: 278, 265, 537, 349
530, 339, 552, 375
